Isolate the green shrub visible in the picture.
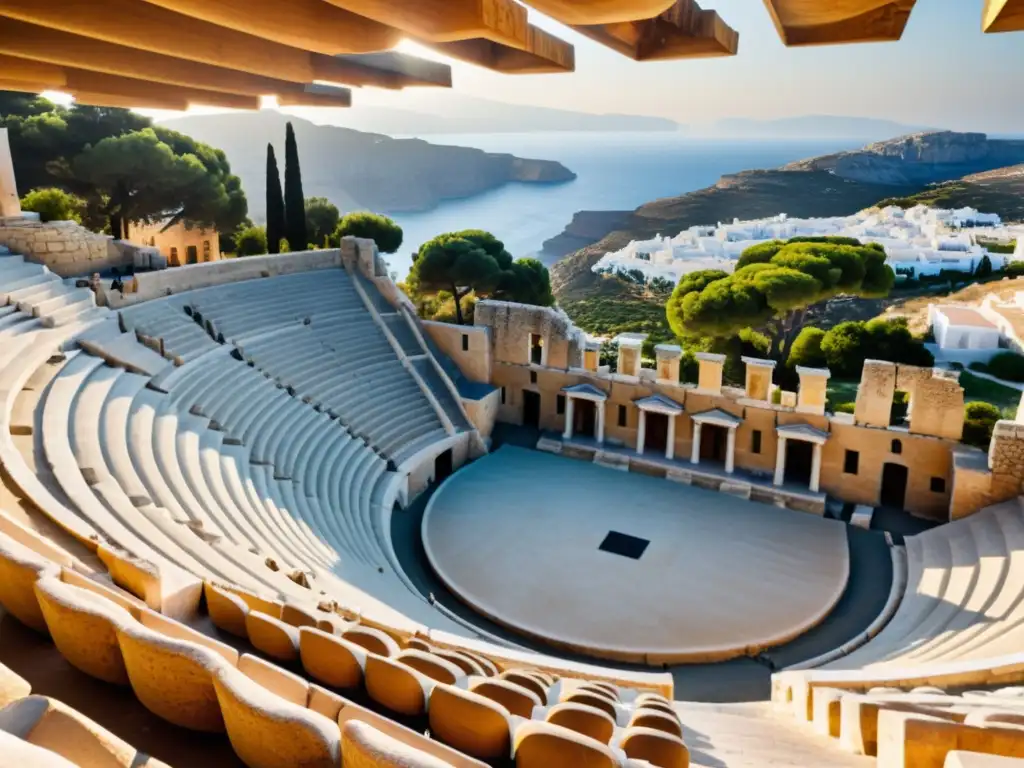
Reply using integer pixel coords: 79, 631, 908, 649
787, 327, 827, 368
965, 401, 1002, 421
987, 351, 1024, 383
1005, 261, 1024, 277
20, 187, 85, 223
833, 401, 856, 414
233, 225, 267, 256
771, 388, 783, 405
962, 401, 1003, 448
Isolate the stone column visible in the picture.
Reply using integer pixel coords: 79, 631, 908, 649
725, 427, 736, 474
636, 409, 647, 455
666, 414, 676, 461
0, 128, 21, 218
562, 396, 574, 440
774, 436, 787, 486
691, 422, 702, 465
810, 442, 823, 493
596, 401, 606, 445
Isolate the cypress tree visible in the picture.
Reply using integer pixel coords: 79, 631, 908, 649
283, 122, 307, 251
265, 143, 285, 255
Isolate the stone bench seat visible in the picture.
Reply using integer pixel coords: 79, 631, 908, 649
14, 278, 76, 313
23, 284, 89, 317
894, 513, 1011, 665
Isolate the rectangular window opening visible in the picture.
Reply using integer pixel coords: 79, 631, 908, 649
931, 476, 946, 493
530, 370, 537, 385
751, 430, 762, 454
556, 395, 565, 415
618, 404, 627, 428
461, 334, 469, 352
500, 386, 506, 405
844, 450, 859, 475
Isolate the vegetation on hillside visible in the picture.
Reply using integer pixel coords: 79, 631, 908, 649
405, 230, 554, 325
874, 168, 1024, 223
304, 198, 340, 249
667, 237, 894, 362
265, 143, 286, 254
19, 187, 86, 224
331, 212, 404, 254
2, 92, 246, 240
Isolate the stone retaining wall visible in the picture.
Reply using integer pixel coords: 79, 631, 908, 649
0, 219, 127, 277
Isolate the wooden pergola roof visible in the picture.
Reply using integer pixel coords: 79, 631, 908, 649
0, 0, 1019, 111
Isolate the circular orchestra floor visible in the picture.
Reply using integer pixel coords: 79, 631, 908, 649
422, 446, 850, 664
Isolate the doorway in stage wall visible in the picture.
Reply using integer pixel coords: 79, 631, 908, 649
646, 412, 669, 455
522, 390, 541, 429
186, 245, 198, 264
785, 440, 813, 487
700, 424, 727, 463
880, 462, 908, 509
434, 448, 453, 482
574, 399, 596, 438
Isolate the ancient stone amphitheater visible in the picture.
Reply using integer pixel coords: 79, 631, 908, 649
0, 236, 1021, 768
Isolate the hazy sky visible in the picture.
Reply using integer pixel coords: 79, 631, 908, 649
349, 0, 1024, 133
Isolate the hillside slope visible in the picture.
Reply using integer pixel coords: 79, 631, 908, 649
550, 132, 1024, 302
161, 111, 575, 219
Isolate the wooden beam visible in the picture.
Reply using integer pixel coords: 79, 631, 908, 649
0, 0, 319, 82
332, 52, 453, 87
0, 79, 58, 95
0, 56, 261, 110
574, 0, 738, 60
275, 84, 352, 108
321, 0, 528, 47
519, 0, 678, 25
983, 0, 1024, 32
0, 18, 346, 98
67, 91, 191, 111
0, 53, 66, 85
762, 0, 917, 46
62, 70, 261, 110
0, 4, 449, 90
138, 0, 402, 54
427, 25, 575, 73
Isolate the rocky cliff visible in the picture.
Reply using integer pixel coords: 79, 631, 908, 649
162, 111, 575, 218
547, 132, 1024, 298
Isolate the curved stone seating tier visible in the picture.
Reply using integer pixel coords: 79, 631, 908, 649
821, 500, 1024, 672
772, 498, 1024, 768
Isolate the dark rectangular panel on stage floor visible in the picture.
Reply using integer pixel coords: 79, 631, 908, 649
599, 530, 650, 560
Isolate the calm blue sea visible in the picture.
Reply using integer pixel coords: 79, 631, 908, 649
385, 132, 865, 278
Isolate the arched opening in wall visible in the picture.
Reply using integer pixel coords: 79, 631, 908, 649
700, 424, 728, 464
574, 399, 596, 438
186, 245, 198, 264
522, 390, 541, 429
646, 412, 669, 455
434, 449, 453, 482
880, 462, 909, 509
785, 440, 813, 486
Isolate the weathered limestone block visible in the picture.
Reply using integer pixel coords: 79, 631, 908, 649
695, 352, 725, 395
742, 357, 775, 401
854, 360, 896, 428
655, 344, 682, 383
0, 219, 123, 277
909, 374, 964, 441
474, 300, 585, 369
797, 367, 831, 414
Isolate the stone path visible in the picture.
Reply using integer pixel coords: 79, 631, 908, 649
677, 701, 873, 768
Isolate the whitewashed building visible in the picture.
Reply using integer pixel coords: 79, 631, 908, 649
593, 205, 1018, 284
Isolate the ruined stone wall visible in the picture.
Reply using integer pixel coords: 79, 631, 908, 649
950, 451, 997, 521
474, 300, 584, 370
988, 421, 1024, 501
909, 373, 965, 441
462, 388, 500, 441
422, 321, 491, 383
0, 219, 126, 276
854, 360, 896, 428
